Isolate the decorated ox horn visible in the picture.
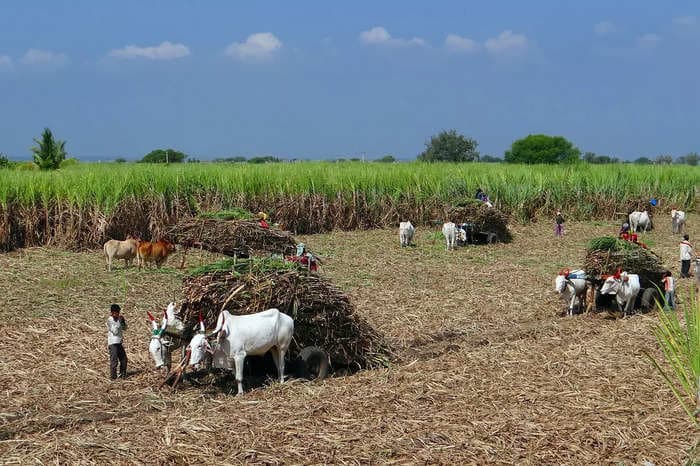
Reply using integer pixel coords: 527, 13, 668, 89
147, 311, 159, 331
198, 311, 205, 333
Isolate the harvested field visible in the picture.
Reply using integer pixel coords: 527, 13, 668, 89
0, 215, 698, 464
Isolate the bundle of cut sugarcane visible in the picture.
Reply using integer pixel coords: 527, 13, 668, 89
180, 258, 393, 370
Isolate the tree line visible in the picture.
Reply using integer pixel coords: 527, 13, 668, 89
1, 127, 698, 170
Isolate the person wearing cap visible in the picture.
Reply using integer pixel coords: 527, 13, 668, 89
106, 304, 128, 379
680, 234, 695, 278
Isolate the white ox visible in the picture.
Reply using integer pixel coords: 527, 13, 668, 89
442, 222, 456, 251
399, 221, 415, 247
554, 269, 588, 316
599, 272, 641, 316
188, 308, 294, 395
629, 210, 651, 233
671, 209, 686, 235
103, 236, 139, 271
148, 302, 186, 370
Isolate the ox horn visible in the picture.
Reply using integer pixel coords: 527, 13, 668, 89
147, 311, 159, 330
198, 310, 205, 333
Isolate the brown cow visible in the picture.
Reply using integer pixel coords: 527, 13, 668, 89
137, 239, 176, 270
103, 235, 139, 271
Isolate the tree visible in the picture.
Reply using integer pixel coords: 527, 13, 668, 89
504, 134, 580, 164
418, 130, 479, 162
248, 156, 280, 164
655, 154, 673, 165
676, 152, 700, 166
375, 155, 396, 163
582, 151, 619, 164
480, 155, 502, 163
633, 157, 652, 164
139, 148, 187, 163
0, 153, 10, 168
114, 157, 128, 163
31, 128, 67, 170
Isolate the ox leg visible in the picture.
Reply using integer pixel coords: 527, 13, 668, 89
106, 256, 112, 272
617, 298, 626, 318
233, 353, 246, 395
278, 348, 287, 383
270, 347, 287, 384
568, 294, 576, 317
625, 295, 636, 316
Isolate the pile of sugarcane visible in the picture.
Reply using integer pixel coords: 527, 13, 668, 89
180, 258, 393, 370
167, 218, 297, 257
448, 200, 512, 243
584, 236, 666, 288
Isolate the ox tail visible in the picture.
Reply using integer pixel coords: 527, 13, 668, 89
207, 311, 226, 338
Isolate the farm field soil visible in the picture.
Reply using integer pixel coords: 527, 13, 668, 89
0, 216, 697, 464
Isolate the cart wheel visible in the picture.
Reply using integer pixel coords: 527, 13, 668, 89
298, 346, 329, 381
641, 287, 660, 311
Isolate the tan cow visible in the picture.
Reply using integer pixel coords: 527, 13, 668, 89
103, 236, 139, 271
137, 239, 176, 270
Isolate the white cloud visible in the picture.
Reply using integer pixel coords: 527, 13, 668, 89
360, 26, 390, 44
445, 34, 479, 53
594, 21, 616, 36
673, 15, 697, 26
637, 33, 661, 48
359, 26, 426, 47
0, 55, 13, 71
20, 49, 68, 66
484, 30, 528, 55
225, 32, 282, 60
109, 41, 190, 60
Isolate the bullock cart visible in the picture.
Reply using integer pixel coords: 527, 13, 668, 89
166, 217, 297, 267
447, 201, 512, 246
583, 236, 666, 314
162, 257, 392, 392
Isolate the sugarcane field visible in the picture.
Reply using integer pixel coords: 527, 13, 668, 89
1, 200, 699, 464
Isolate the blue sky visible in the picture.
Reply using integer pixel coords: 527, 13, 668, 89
1, 1, 698, 161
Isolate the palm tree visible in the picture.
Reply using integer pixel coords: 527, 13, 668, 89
31, 128, 67, 170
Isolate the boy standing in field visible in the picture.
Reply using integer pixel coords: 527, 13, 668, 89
554, 210, 565, 238
680, 234, 694, 278
662, 271, 676, 311
106, 304, 128, 380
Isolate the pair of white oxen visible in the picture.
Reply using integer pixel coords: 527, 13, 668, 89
554, 269, 641, 317
398, 221, 468, 251
628, 208, 687, 234
149, 302, 293, 395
